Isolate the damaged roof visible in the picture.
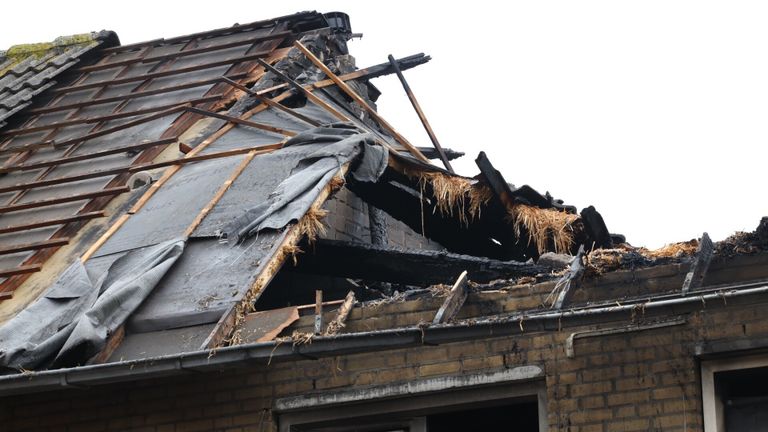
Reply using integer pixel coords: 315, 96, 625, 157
0, 32, 119, 129
0, 10, 765, 384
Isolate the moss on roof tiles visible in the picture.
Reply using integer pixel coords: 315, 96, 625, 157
0, 33, 98, 76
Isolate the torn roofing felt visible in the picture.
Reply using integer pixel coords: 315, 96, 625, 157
224, 122, 387, 243
0, 238, 183, 370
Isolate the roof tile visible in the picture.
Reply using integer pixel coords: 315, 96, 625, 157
0, 31, 117, 129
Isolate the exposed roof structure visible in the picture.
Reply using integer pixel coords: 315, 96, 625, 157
0, 32, 119, 129
0, 11, 766, 401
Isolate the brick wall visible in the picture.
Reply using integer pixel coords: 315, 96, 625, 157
322, 187, 443, 251
4, 296, 768, 431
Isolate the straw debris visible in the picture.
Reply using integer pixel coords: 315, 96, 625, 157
296, 207, 328, 244
468, 185, 493, 221
638, 239, 698, 259
507, 204, 579, 255
290, 331, 314, 346
408, 170, 494, 226
417, 172, 472, 225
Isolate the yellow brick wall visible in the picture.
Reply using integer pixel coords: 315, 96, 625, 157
2, 300, 768, 431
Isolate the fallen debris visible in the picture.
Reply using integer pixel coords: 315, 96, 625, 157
432, 271, 469, 324
549, 246, 585, 309
508, 204, 579, 255
324, 291, 356, 336
681, 232, 714, 294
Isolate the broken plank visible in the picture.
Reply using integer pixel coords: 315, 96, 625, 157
682, 232, 714, 294
185, 106, 296, 136
324, 291, 356, 336
240, 307, 300, 343
219, 77, 321, 127
552, 245, 585, 309
87, 325, 125, 365
433, 271, 469, 324
314, 290, 323, 335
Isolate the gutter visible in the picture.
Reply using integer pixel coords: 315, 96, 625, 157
1, 281, 768, 396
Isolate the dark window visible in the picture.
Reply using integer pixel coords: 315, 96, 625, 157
427, 402, 539, 432
716, 366, 768, 431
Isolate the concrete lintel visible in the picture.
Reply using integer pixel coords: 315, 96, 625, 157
274, 366, 544, 412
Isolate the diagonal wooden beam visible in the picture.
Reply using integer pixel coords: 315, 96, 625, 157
255, 58, 349, 122
387, 54, 453, 172
293, 41, 430, 163
682, 232, 714, 294
433, 271, 469, 324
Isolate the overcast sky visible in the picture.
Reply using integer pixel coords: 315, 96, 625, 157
2, 1, 766, 248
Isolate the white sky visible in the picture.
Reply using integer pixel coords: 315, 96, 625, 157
2, 1, 766, 248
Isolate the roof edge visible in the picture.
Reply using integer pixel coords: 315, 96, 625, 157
0, 280, 766, 397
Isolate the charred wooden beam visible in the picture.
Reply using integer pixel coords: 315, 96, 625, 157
681, 232, 714, 294
219, 77, 321, 127
184, 106, 296, 136
288, 238, 546, 286
580, 205, 613, 250
433, 271, 468, 324
415, 146, 464, 161
757, 217, 768, 245
255, 53, 432, 96
294, 41, 429, 163
475, 151, 515, 207
475, 151, 554, 209
367, 204, 388, 246
255, 58, 349, 122
348, 175, 511, 259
